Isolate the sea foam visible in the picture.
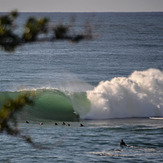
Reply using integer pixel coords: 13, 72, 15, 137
84, 68, 163, 119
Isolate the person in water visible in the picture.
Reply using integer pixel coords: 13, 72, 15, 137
120, 139, 127, 146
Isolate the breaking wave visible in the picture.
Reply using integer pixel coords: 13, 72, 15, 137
0, 68, 162, 121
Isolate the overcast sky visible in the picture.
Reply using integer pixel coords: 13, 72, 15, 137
0, 0, 163, 12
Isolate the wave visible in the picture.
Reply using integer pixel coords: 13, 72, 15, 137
0, 68, 162, 121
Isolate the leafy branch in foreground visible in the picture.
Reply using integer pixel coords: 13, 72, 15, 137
0, 10, 93, 51
0, 93, 41, 148
0, 10, 20, 51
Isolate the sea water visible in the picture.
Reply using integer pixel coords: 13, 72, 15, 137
0, 12, 163, 162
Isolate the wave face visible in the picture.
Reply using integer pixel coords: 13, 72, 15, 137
85, 68, 163, 119
0, 89, 90, 121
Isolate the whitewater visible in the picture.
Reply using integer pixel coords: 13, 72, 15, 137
85, 68, 163, 119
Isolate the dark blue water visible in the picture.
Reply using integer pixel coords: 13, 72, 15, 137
0, 12, 163, 162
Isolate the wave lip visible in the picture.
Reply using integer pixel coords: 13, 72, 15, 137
84, 68, 163, 119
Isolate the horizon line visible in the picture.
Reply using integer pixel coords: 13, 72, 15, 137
0, 11, 163, 13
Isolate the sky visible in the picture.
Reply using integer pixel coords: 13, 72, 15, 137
0, 0, 163, 12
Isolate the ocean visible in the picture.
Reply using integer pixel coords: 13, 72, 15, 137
0, 12, 163, 162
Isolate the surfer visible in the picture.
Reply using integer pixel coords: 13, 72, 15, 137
40, 122, 43, 125
120, 139, 127, 146
55, 123, 58, 125
26, 120, 29, 124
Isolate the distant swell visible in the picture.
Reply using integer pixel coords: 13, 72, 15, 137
85, 68, 163, 119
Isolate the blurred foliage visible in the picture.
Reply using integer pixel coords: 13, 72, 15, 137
0, 10, 93, 51
0, 92, 40, 148
54, 24, 69, 39
22, 17, 49, 42
0, 10, 20, 51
